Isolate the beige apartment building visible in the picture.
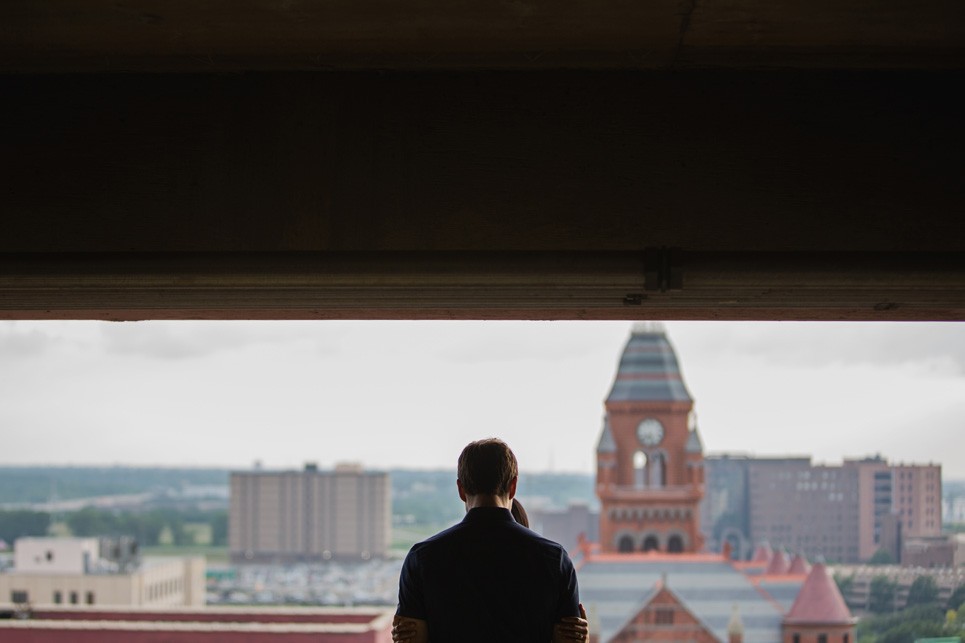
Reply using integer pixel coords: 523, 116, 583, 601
230, 463, 390, 563
0, 538, 204, 608
846, 458, 943, 561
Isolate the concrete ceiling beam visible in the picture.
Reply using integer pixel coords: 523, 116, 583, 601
1, 0, 964, 72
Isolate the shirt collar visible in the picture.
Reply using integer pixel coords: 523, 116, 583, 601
462, 506, 515, 523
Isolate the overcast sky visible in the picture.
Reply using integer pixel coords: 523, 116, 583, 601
0, 320, 962, 478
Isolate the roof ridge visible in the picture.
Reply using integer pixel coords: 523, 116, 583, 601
783, 563, 854, 625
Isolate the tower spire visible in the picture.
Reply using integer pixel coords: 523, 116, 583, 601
598, 328, 704, 554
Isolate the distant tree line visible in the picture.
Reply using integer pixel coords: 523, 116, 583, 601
391, 469, 596, 526
65, 507, 228, 547
1, 467, 596, 523
0, 508, 227, 547
0, 466, 230, 504
0, 510, 50, 543
854, 577, 965, 643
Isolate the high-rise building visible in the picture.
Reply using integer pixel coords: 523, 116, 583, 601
229, 463, 390, 563
747, 458, 861, 564
596, 327, 705, 554
845, 457, 943, 561
699, 454, 755, 559
701, 455, 943, 564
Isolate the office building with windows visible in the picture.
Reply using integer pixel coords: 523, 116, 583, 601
230, 463, 390, 563
701, 455, 942, 564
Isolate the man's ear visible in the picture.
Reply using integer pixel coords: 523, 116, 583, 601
457, 479, 467, 502
508, 475, 518, 499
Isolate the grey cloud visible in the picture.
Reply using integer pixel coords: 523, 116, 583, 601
436, 321, 627, 364
0, 325, 59, 358
98, 321, 345, 360
675, 322, 965, 375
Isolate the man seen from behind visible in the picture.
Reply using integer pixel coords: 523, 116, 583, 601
394, 438, 585, 643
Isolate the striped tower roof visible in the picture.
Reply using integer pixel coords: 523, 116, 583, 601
784, 562, 855, 625
606, 329, 693, 403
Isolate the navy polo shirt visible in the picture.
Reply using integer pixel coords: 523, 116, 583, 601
397, 506, 580, 643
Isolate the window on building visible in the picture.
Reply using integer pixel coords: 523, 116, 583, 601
650, 452, 666, 488
654, 608, 674, 625
70, 591, 78, 604
617, 535, 634, 552
642, 535, 659, 552
634, 451, 648, 488
793, 635, 801, 643
818, 634, 828, 643
86, 591, 95, 605
843, 634, 850, 643
53, 590, 62, 604
667, 534, 684, 553
11, 590, 29, 604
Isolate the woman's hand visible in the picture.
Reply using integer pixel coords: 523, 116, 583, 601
392, 614, 427, 643
553, 603, 589, 642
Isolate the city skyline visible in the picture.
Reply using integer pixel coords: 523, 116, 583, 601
0, 320, 962, 477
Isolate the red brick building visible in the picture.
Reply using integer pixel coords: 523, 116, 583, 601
581, 329, 857, 642
601, 580, 720, 643
782, 563, 857, 643
0, 606, 392, 643
597, 328, 705, 554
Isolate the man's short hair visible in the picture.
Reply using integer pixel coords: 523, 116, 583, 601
457, 438, 519, 497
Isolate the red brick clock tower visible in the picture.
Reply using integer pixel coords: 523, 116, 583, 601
596, 327, 705, 553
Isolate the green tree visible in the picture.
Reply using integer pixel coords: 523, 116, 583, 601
857, 604, 948, 642
868, 547, 895, 565
210, 510, 228, 546
946, 583, 965, 611
0, 510, 50, 542
835, 573, 856, 607
869, 574, 898, 614
66, 506, 116, 536
130, 512, 166, 546
906, 575, 940, 608
877, 620, 944, 643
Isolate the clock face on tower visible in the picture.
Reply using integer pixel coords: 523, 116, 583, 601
637, 418, 665, 446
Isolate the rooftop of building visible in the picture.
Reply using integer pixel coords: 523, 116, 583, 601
596, 417, 616, 453
230, 464, 387, 477
784, 563, 855, 626
606, 329, 693, 404
577, 553, 795, 643
0, 606, 393, 639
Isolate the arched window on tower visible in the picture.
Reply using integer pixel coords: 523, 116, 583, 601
633, 451, 648, 488
667, 534, 684, 553
642, 535, 659, 552
617, 535, 634, 552
650, 452, 666, 488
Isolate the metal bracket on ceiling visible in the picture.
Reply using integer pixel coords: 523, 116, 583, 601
644, 247, 683, 292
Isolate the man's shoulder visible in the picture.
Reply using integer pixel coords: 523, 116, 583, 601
405, 521, 465, 556
518, 527, 576, 566
406, 519, 568, 553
